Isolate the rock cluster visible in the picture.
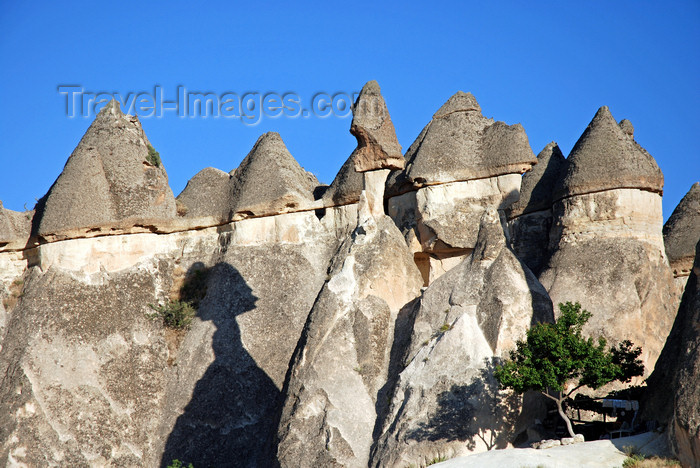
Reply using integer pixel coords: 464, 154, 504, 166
387, 92, 536, 285
0, 82, 694, 467
371, 209, 553, 467
177, 132, 318, 223
538, 107, 676, 375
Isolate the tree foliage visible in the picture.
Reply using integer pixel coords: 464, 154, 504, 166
494, 302, 644, 436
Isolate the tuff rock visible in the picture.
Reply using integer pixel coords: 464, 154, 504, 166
645, 239, 700, 467
35, 100, 177, 240
539, 107, 676, 376
275, 181, 424, 468
506, 142, 567, 274
387, 92, 536, 286
663, 182, 700, 288
370, 208, 554, 467
0, 83, 691, 467
350, 80, 404, 172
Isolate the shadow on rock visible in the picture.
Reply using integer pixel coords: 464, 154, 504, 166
161, 262, 278, 468
406, 359, 520, 451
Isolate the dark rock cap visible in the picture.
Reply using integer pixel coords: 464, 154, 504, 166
507, 142, 567, 219
664, 182, 700, 268
176, 167, 231, 220
555, 106, 664, 200
0, 202, 32, 245
350, 80, 404, 172
391, 91, 536, 190
36, 99, 176, 237
322, 150, 364, 206
229, 132, 317, 217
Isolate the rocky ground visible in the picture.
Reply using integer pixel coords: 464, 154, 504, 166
435, 432, 673, 468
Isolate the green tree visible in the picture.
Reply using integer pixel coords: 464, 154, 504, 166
494, 302, 644, 437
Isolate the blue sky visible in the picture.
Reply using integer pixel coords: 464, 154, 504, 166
1, 1, 698, 220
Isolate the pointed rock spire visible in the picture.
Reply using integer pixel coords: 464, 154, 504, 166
507, 142, 567, 219
176, 167, 231, 220
321, 152, 364, 206
36, 99, 176, 238
555, 106, 664, 200
228, 132, 318, 218
350, 80, 403, 172
664, 182, 700, 276
0, 201, 31, 247
397, 91, 536, 188
323, 81, 402, 207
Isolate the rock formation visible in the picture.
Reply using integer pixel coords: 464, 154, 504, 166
350, 80, 404, 173
275, 81, 423, 468
663, 182, 700, 290
0, 83, 691, 467
35, 100, 177, 240
175, 167, 231, 220
645, 240, 700, 467
0, 201, 31, 250
386, 92, 537, 286
322, 80, 404, 208
539, 107, 676, 375
371, 208, 553, 467
506, 142, 567, 275
228, 132, 319, 219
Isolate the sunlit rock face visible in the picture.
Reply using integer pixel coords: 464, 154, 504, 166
539, 107, 676, 377
35, 100, 177, 241
386, 92, 536, 286
371, 209, 553, 467
0, 82, 690, 467
0, 211, 342, 467
275, 157, 423, 468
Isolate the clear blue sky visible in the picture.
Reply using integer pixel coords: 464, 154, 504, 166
1, 1, 698, 220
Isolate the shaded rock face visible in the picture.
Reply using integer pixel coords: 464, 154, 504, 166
161, 235, 335, 468
663, 182, 700, 282
506, 142, 567, 274
350, 80, 404, 172
0, 211, 338, 468
322, 153, 365, 207
275, 203, 423, 468
539, 108, 675, 376
176, 167, 231, 220
645, 241, 700, 467
386, 92, 534, 286
371, 209, 553, 467
36, 100, 177, 239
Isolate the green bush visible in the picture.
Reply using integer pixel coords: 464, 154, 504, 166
495, 302, 644, 437
147, 300, 196, 329
146, 144, 161, 167
167, 460, 194, 468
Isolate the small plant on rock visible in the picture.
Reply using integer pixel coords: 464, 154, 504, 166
146, 144, 161, 167
147, 300, 196, 330
167, 460, 194, 468
494, 302, 644, 438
